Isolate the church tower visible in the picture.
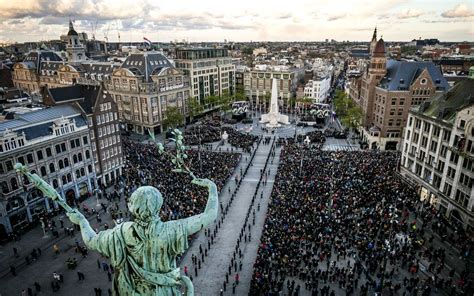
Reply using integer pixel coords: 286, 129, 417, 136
369, 27, 377, 55
66, 20, 86, 64
369, 38, 386, 81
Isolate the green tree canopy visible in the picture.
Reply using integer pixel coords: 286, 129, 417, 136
188, 97, 203, 120
163, 106, 184, 130
333, 90, 362, 130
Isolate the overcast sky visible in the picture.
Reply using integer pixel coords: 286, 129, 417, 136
0, 0, 472, 44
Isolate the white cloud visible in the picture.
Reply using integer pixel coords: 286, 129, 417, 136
0, 0, 471, 42
327, 14, 346, 21
398, 9, 424, 19
441, 3, 474, 18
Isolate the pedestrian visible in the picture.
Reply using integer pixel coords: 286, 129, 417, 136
10, 265, 16, 276
53, 244, 60, 255
34, 282, 41, 292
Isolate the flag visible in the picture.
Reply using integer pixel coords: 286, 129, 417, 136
143, 37, 152, 47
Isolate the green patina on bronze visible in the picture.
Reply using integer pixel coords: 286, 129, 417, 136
15, 131, 218, 296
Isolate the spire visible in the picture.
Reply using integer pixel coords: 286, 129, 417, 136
69, 19, 74, 32
372, 26, 377, 41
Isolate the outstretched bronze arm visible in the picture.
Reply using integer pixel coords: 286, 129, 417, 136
15, 163, 74, 213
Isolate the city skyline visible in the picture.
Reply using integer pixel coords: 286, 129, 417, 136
0, 0, 473, 44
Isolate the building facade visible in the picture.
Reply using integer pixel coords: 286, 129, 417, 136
303, 76, 331, 103
12, 50, 63, 95
107, 51, 191, 134
244, 65, 300, 113
0, 105, 96, 237
349, 36, 449, 150
44, 84, 124, 186
400, 70, 474, 230
175, 48, 235, 103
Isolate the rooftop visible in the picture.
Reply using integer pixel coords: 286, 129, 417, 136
120, 52, 173, 81
0, 105, 87, 140
379, 60, 449, 91
411, 74, 474, 124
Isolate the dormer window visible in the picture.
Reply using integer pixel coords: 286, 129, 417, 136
53, 117, 75, 136
0, 130, 26, 152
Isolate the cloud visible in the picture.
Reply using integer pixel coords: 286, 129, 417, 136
277, 13, 292, 19
441, 4, 474, 18
398, 9, 424, 19
327, 14, 346, 21
0, 0, 151, 21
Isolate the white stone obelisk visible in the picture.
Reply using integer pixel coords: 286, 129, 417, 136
260, 78, 289, 127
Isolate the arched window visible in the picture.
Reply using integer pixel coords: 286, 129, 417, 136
27, 188, 42, 201
78, 153, 83, 162
73, 155, 78, 163
59, 159, 64, 169
85, 150, 90, 159
6, 197, 25, 212
0, 181, 9, 194
49, 163, 55, 173
75, 170, 80, 179
62, 175, 67, 185
80, 168, 85, 177
88, 165, 93, 174
40, 166, 47, 176
53, 179, 59, 188
67, 173, 72, 183
23, 175, 30, 185
11, 177, 18, 190
64, 158, 69, 167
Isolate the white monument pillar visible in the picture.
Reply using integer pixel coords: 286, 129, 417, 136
260, 78, 289, 128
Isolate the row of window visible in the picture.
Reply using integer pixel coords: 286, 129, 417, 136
0, 136, 26, 152
97, 112, 117, 125
0, 136, 89, 174
405, 157, 471, 208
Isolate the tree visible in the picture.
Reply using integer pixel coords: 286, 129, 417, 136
219, 90, 232, 114
162, 106, 184, 130
235, 87, 246, 102
242, 47, 254, 55
333, 90, 352, 116
340, 105, 362, 131
188, 97, 203, 121
333, 90, 362, 131
297, 97, 313, 114
205, 95, 219, 109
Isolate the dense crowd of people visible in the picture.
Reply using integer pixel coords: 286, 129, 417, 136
251, 144, 472, 295
297, 131, 326, 145
183, 120, 258, 152
184, 124, 221, 145
121, 139, 241, 222
222, 126, 258, 152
